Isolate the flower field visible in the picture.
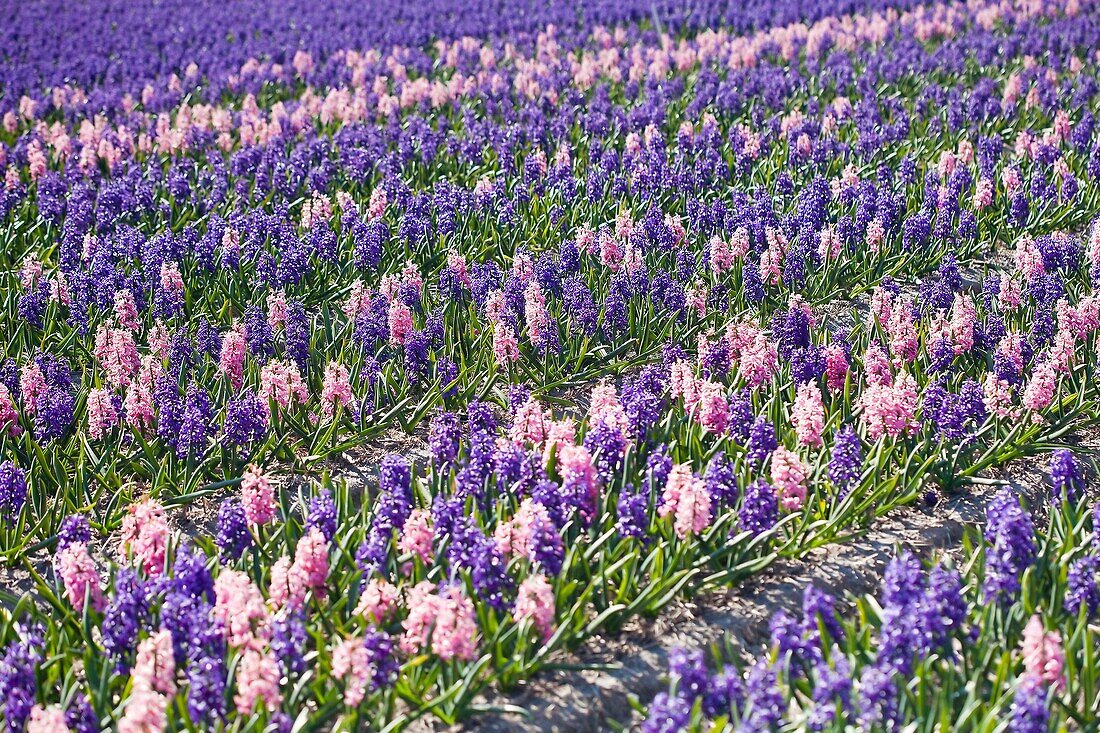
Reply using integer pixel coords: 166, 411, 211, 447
1, 0, 1099, 730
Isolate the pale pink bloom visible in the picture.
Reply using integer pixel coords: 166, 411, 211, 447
886, 299, 918, 364
792, 381, 825, 448
615, 211, 635, 241
332, 635, 379, 707
556, 444, 598, 519
514, 574, 556, 641
708, 235, 734, 274
669, 360, 701, 409
982, 374, 1018, 418
999, 275, 1023, 309
856, 371, 918, 440
759, 235, 783, 285
113, 290, 141, 331
1021, 614, 1065, 690
124, 356, 159, 434
400, 581, 441, 655
321, 361, 355, 418
19, 362, 47, 416
524, 280, 551, 348
1087, 219, 1100, 269
949, 294, 976, 354
447, 250, 471, 287
729, 227, 751, 258
214, 569, 271, 649
86, 388, 119, 440
658, 463, 712, 539
118, 500, 169, 576
93, 325, 140, 388
354, 577, 400, 623
268, 556, 302, 609
622, 244, 644, 275
241, 464, 276, 526
234, 649, 283, 714
771, 447, 809, 511
485, 290, 507, 324
398, 509, 434, 563
19, 256, 42, 289
159, 262, 183, 298
133, 629, 176, 696
260, 360, 309, 414
588, 382, 629, 434
868, 286, 893, 328
542, 418, 577, 463
0, 384, 20, 437
817, 226, 841, 260
1050, 330, 1077, 373
117, 685, 167, 733
865, 218, 885, 253
599, 230, 623, 270
737, 333, 779, 389
495, 498, 551, 560
388, 300, 413, 345
267, 290, 287, 329
1013, 236, 1045, 278
219, 325, 247, 390
1022, 360, 1058, 411
147, 320, 171, 359
26, 705, 70, 733
694, 380, 729, 436
367, 186, 387, 219
343, 280, 372, 319
510, 397, 550, 446
823, 344, 849, 392
575, 226, 597, 254
686, 285, 707, 316
55, 542, 104, 612
972, 178, 994, 209
293, 527, 330, 594
493, 323, 520, 366
431, 585, 480, 662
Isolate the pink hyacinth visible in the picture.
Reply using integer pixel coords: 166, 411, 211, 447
886, 299, 918, 364
542, 418, 577, 463
234, 649, 283, 714
86, 387, 119, 440
524, 280, 551, 348
588, 382, 629, 434
148, 320, 171, 359
133, 629, 176, 696
493, 323, 520, 366
856, 371, 919, 440
983, 373, 1018, 419
771, 447, 809, 511
972, 178, 994, 209
737, 333, 779, 389
259, 359, 309, 414
669, 360, 700, 409
93, 325, 140, 388
694, 380, 730, 436
214, 569, 271, 649
949, 294, 976, 354
399, 509, 434, 563
343, 279, 372, 320
266, 290, 287, 329
447, 250, 472, 288
1022, 360, 1058, 411
19, 255, 42, 289
354, 577, 399, 623
114, 289, 140, 331
219, 325, 247, 390
863, 343, 893, 387
56, 542, 104, 612
367, 186, 387, 219
27, 705, 70, 733
0, 384, 22, 437
708, 235, 734, 274
321, 361, 355, 418
159, 261, 183, 296
293, 527, 330, 591
514, 574, 556, 641
332, 635, 377, 707
598, 230, 623, 270
510, 397, 549, 446
1021, 614, 1065, 690
20, 362, 47, 416
658, 463, 712, 539
792, 381, 825, 448
240, 464, 276, 526
865, 218, 886, 254
117, 685, 167, 733
118, 499, 169, 576
400, 581, 441, 655
388, 300, 413, 345
495, 498, 551, 559
124, 356, 159, 434
556, 444, 598, 519
823, 344, 849, 392
430, 585, 480, 662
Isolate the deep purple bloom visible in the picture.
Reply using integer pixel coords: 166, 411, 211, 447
740, 480, 778, 537
0, 461, 28, 521
983, 490, 1036, 605
1048, 449, 1084, 504
215, 498, 252, 563
828, 425, 863, 496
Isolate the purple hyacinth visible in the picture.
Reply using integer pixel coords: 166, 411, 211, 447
1048, 449, 1084, 504
809, 654, 852, 731
224, 388, 268, 452
703, 665, 744, 718
828, 424, 863, 496
741, 659, 784, 732
646, 447, 674, 491
271, 610, 309, 676
0, 461, 28, 521
857, 663, 898, 730
616, 484, 649, 541
65, 693, 99, 733
1065, 555, 1099, 617
34, 382, 75, 443
642, 692, 691, 733
176, 383, 213, 459
306, 490, 338, 542
0, 623, 44, 733
1009, 676, 1049, 733
362, 627, 399, 690
668, 647, 709, 701
705, 452, 738, 507
983, 490, 1036, 605
920, 565, 967, 654
101, 568, 150, 671
215, 498, 252, 563
56, 514, 92, 553
740, 480, 778, 537
746, 417, 777, 468
186, 655, 227, 723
